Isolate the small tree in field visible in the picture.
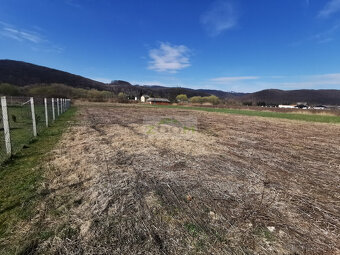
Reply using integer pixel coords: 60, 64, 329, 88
190, 96, 202, 104
176, 94, 188, 102
118, 92, 128, 103
206, 95, 220, 105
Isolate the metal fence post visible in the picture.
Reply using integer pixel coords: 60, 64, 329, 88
44, 98, 48, 127
52, 98, 55, 121
61, 98, 64, 114
57, 98, 60, 116
30, 97, 37, 137
1, 96, 12, 155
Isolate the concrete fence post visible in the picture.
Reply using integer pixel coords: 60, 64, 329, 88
30, 97, 37, 137
52, 98, 55, 121
61, 98, 64, 113
57, 98, 60, 116
1, 96, 12, 155
44, 98, 48, 127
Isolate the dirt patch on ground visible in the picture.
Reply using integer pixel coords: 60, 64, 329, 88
28, 104, 339, 254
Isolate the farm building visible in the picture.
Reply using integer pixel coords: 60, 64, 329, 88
141, 95, 150, 103
278, 105, 296, 109
146, 98, 171, 105
313, 105, 327, 110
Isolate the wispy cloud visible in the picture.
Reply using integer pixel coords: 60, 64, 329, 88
0, 21, 43, 43
278, 73, 340, 88
207, 74, 340, 92
0, 21, 63, 53
318, 0, 340, 18
291, 23, 340, 46
311, 23, 340, 43
65, 0, 82, 8
148, 42, 191, 73
200, 0, 238, 36
211, 76, 259, 84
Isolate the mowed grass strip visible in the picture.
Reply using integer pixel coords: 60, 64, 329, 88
147, 105, 340, 124
0, 107, 77, 252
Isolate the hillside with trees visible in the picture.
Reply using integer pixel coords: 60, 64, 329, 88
1, 60, 339, 105
240, 89, 340, 105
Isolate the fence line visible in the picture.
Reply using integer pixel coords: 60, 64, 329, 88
0, 96, 71, 164
1, 97, 11, 156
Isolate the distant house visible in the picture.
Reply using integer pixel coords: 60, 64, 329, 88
147, 98, 171, 105
278, 105, 296, 109
141, 95, 150, 103
313, 105, 327, 110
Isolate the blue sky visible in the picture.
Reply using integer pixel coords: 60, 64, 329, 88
1, 0, 340, 92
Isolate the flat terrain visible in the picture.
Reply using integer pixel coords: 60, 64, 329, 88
10, 104, 340, 254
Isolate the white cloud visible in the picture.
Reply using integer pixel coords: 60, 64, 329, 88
0, 22, 43, 43
148, 42, 191, 73
201, 0, 238, 36
211, 76, 259, 84
318, 0, 340, 18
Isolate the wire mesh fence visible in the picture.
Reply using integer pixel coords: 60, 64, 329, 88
0, 105, 5, 163
0, 96, 71, 164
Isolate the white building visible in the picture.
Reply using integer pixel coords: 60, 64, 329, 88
278, 105, 296, 109
141, 95, 150, 103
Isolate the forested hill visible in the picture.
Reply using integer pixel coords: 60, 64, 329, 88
0, 60, 244, 99
0, 59, 106, 89
240, 89, 340, 105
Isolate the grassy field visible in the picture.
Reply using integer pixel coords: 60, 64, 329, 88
147, 104, 340, 124
0, 107, 76, 254
7, 103, 337, 254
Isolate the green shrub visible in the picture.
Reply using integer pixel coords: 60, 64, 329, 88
190, 96, 203, 104
176, 94, 188, 102
0, 83, 20, 96
206, 95, 220, 105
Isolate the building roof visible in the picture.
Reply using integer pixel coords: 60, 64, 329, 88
147, 98, 170, 102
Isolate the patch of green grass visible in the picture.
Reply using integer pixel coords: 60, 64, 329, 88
254, 226, 275, 242
185, 223, 201, 237
0, 107, 77, 254
146, 105, 340, 124
0, 104, 56, 163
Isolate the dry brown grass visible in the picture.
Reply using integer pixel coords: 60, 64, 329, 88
24, 103, 340, 254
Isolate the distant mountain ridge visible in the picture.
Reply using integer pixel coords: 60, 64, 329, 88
0, 59, 339, 105
241, 89, 340, 105
0, 60, 244, 99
